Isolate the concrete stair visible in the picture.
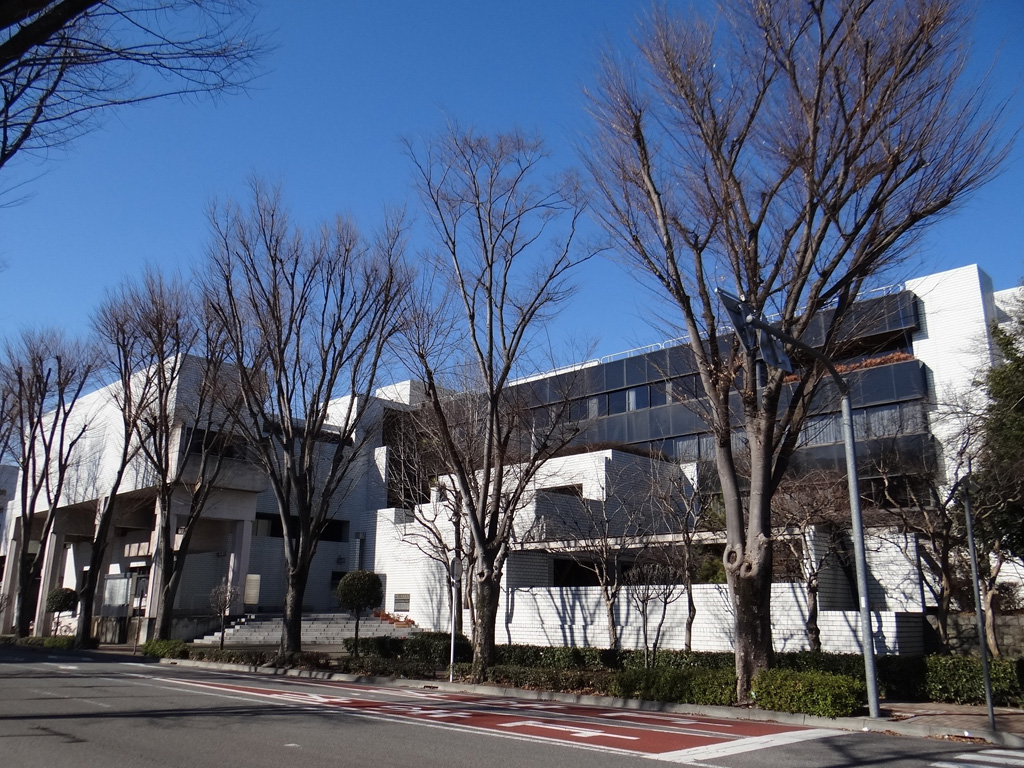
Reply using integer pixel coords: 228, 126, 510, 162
192, 613, 419, 647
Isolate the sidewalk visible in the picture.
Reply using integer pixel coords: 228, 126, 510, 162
89, 644, 1024, 747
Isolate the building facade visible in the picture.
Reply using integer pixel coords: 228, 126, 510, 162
0, 264, 1018, 651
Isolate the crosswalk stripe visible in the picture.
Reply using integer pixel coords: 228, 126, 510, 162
651, 728, 844, 762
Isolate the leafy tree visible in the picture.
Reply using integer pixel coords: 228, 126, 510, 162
968, 287, 1024, 655
586, 0, 1009, 700
45, 586, 77, 634
334, 570, 383, 658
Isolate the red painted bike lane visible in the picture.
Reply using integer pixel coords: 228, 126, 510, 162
160, 676, 837, 759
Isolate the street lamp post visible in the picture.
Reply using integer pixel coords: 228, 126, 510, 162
717, 289, 881, 718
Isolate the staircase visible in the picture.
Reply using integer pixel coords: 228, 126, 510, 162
192, 613, 418, 647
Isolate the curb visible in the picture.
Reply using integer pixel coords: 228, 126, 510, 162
155, 657, 1024, 748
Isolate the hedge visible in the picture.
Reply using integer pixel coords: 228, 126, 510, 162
486, 664, 618, 695
924, 655, 1020, 706
614, 667, 737, 706
404, 632, 473, 665
752, 669, 865, 718
16, 636, 77, 650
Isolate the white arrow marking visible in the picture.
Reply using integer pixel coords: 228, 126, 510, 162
496, 720, 638, 741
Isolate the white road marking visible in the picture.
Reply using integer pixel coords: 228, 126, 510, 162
599, 712, 727, 727
496, 719, 639, 741
651, 728, 845, 762
943, 754, 1024, 766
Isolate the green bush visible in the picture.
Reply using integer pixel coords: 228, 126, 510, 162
486, 664, 618, 695
621, 649, 734, 671
405, 632, 472, 665
343, 635, 405, 658
494, 644, 620, 669
45, 587, 79, 615
186, 647, 276, 666
775, 651, 865, 679
752, 669, 865, 718
141, 638, 189, 659
17, 635, 77, 650
613, 667, 737, 706
876, 655, 928, 700
336, 656, 437, 679
924, 654, 1020, 706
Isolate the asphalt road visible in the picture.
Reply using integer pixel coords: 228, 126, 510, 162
1, 647, 1020, 768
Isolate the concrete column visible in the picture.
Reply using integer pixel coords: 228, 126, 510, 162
0, 518, 22, 633
32, 521, 66, 636
227, 518, 252, 614
145, 499, 164, 620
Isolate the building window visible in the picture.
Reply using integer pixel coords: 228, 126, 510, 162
626, 386, 649, 411
608, 390, 627, 415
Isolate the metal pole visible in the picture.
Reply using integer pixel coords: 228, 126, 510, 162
963, 473, 997, 731
840, 393, 880, 718
449, 557, 462, 683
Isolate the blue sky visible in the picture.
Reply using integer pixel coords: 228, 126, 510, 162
2, 1, 1022, 364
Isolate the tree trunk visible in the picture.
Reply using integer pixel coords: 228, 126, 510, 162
471, 574, 500, 682
280, 564, 310, 657
729, 542, 773, 703
806, 577, 821, 653
684, 584, 696, 653
603, 587, 619, 651
76, 499, 116, 649
983, 584, 1001, 659
14, 546, 42, 639
353, 613, 361, 658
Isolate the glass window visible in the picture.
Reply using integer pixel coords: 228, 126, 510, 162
608, 390, 627, 415
650, 381, 669, 407
626, 386, 649, 411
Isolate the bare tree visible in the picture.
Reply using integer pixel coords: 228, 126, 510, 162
0, 330, 97, 638
626, 562, 682, 668
0, 1, 262, 185
586, 0, 1009, 699
99, 268, 240, 640
652, 461, 723, 653
383, 405, 469, 634
773, 469, 850, 652
523, 451, 666, 652
399, 126, 593, 680
209, 582, 239, 650
79, 284, 165, 647
203, 180, 407, 658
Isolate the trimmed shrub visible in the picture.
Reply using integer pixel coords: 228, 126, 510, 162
343, 635, 405, 658
775, 651, 865, 679
924, 654, 1020, 706
486, 664, 618, 695
187, 647, 276, 666
876, 655, 928, 700
336, 656, 437, 679
614, 667, 737, 706
45, 587, 79, 615
494, 644, 621, 669
752, 669, 865, 718
140, 638, 190, 659
621, 649, 734, 671
404, 632, 472, 665
17, 636, 77, 650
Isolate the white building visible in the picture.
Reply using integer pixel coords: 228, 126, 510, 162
0, 264, 1018, 652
